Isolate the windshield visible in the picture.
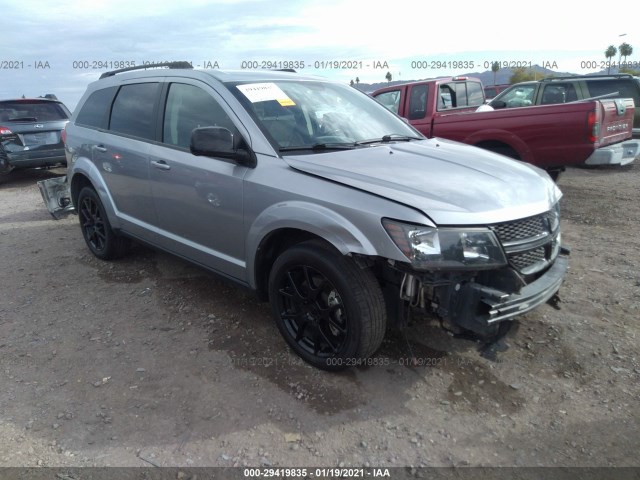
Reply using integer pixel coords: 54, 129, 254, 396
230, 80, 421, 151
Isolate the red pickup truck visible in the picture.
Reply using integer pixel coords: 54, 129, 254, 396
372, 77, 638, 178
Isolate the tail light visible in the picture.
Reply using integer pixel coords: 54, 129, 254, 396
0, 126, 13, 135
61, 125, 67, 144
587, 108, 600, 144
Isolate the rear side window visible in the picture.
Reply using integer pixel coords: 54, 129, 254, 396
466, 82, 484, 106
0, 100, 69, 122
586, 79, 640, 105
541, 84, 578, 104
76, 87, 117, 128
438, 81, 484, 110
109, 83, 160, 140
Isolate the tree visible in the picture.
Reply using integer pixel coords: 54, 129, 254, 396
605, 45, 617, 74
509, 67, 545, 84
491, 61, 500, 84
385, 71, 392, 83
619, 42, 633, 68
355, 77, 360, 85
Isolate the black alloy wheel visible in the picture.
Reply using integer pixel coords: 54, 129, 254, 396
269, 240, 386, 371
278, 264, 348, 357
77, 186, 128, 260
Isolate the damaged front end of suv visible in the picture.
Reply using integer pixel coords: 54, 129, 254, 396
379, 205, 568, 338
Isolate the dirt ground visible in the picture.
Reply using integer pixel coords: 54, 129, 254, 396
0, 163, 638, 469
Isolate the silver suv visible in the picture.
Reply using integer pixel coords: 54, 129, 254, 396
40, 62, 569, 370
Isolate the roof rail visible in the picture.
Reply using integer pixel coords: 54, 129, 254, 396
99, 61, 193, 79
541, 73, 633, 82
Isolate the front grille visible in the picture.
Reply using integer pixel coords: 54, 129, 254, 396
510, 247, 546, 271
490, 210, 559, 275
492, 213, 549, 243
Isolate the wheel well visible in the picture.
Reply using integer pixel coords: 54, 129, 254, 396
475, 141, 520, 159
254, 229, 334, 301
70, 174, 93, 207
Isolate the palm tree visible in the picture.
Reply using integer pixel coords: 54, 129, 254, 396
605, 45, 617, 74
491, 61, 500, 84
619, 43, 633, 68
385, 71, 392, 83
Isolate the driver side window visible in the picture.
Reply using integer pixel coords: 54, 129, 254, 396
500, 85, 537, 108
375, 90, 401, 114
163, 83, 236, 149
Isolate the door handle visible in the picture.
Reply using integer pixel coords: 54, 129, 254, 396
151, 160, 171, 171
94, 145, 107, 153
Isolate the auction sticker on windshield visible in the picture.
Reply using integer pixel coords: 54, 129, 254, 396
237, 83, 295, 106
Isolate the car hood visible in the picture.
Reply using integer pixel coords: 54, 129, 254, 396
284, 138, 562, 225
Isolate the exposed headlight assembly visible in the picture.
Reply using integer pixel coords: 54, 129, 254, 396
382, 219, 508, 270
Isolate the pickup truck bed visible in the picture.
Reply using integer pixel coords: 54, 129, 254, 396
373, 78, 638, 174
431, 99, 637, 169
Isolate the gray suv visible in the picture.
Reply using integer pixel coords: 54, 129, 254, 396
40, 63, 569, 370
1, 97, 71, 174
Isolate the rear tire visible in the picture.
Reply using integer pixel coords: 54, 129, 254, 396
77, 186, 128, 260
268, 240, 386, 371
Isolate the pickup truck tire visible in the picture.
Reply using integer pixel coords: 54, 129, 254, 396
268, 240, 386, 371
77, 186, 129, 260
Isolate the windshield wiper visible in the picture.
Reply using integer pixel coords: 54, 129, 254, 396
279, 143, 356, 152
356, 134, 423, 145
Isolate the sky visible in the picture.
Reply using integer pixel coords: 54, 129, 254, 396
1, 0, 637, 110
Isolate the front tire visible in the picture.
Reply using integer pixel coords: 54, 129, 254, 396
77, 186, 128, 260
268, 240, 386, 371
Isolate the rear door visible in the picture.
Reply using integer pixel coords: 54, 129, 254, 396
95, 82, 160, 231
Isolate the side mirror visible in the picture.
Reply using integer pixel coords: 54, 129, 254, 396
190, 127, 256, 168
491, 100, 507, 109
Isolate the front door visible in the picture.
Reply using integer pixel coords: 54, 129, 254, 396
149, 81, 248, 281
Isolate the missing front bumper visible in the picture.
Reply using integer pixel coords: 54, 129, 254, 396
448, 252, 569, 335
37, 176, 74, 219
477, 253, 569, 324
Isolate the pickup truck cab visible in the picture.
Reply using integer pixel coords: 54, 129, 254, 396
373, 77, 638, 174
40, 64, 568, 370
489, 74, 640, 143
